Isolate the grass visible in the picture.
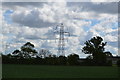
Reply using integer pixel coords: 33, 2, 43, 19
2, 64, 119, 78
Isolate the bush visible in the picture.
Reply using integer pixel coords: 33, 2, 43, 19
117, 60, 120, 67
106, 60, 112, 66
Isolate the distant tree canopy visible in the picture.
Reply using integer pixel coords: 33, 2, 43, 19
21, 42, 38, 58
12, 49, 20, 55
67, 53, 79, 65
2, 36, 115, 66
11, 49, 21, 59
82, 36, 112, 65
11, 42, 38, 59
82, 36, 106, 54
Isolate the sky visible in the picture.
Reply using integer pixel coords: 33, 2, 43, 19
0, 0, 119, 58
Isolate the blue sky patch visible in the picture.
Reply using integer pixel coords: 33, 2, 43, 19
3, 10, 13, 24
83, 19, 100, 31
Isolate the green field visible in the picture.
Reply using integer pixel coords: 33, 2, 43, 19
2, 64, 119, 78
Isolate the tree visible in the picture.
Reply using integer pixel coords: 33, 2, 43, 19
67, 53, 79, 65
104, 51, 113, 57
21, 42, 37, 58
12, 49, 22, 59
104, 51, 113, 66
82, 36, 107, 65
12, 50, 20, 54
117, 60, 120, 67
86, 55, 93, 59
58, 56, 67, 65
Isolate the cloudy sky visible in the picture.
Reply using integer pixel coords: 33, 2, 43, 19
1, 0, 119, 57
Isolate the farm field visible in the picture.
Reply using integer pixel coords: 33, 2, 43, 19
2, 64, 119, 78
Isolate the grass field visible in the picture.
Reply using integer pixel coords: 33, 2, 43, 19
2, 64, 119, 78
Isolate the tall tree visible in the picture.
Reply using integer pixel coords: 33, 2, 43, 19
21, 42, 37, 58
82, 36, 107, 64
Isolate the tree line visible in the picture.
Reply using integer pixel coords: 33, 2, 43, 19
2, 36, 120, 66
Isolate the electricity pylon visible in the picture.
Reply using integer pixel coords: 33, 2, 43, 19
54, 23, 70, 56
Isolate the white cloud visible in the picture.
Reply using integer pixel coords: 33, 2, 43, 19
1, 2, 118, 57
104, 34, 118, 42
105, 45, 118, 56
91, 0, 119, 2
11, 8, 56, 28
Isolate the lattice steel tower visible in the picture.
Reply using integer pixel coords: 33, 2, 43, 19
55, 23, 70, 56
